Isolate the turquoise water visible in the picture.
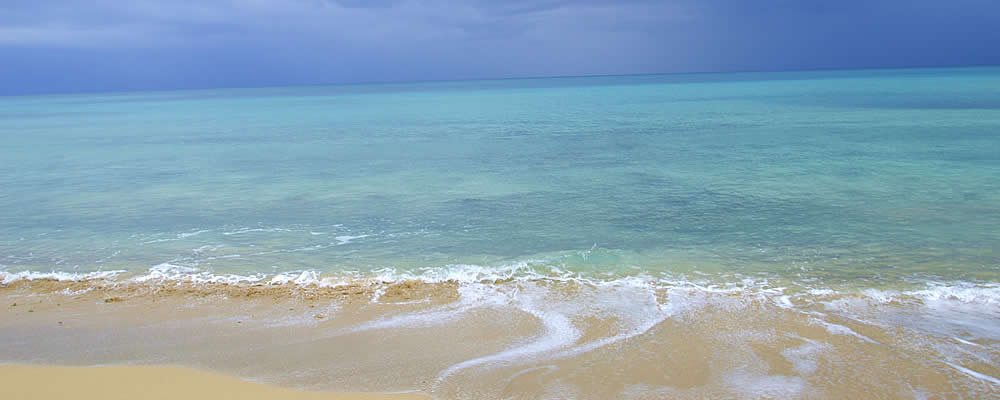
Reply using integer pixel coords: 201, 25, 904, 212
2, 67, 998, 286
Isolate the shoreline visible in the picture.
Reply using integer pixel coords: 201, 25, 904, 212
2, 274, 998, 398
0, 364, 429, 400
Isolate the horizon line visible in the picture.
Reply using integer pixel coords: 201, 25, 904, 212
3, 62, 998, 98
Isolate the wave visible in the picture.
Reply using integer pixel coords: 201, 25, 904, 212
2, 263, 998, 301
0, 269, 125, 284
3, 264, 998, 327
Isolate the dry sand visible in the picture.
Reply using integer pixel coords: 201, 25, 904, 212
0, 364, 429, 400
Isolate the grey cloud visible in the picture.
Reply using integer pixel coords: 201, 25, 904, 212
0, 0, 686, 48
1, 0, 998, 94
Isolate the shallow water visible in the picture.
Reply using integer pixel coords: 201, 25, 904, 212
2, 66, 999, 282
1, 67, 999, 398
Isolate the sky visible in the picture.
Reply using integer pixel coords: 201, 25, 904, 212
1, 0, 999, 95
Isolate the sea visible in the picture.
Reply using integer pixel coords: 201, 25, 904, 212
1, 66, 998, 398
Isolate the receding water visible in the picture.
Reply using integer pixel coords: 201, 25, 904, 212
2, 67, 998, 286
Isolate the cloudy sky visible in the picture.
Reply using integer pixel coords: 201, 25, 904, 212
1, 0, 998, 94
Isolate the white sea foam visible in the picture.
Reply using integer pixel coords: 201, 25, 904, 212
781, 338, 831, 375
549, 285, 690, 361
178, 229, 212, 239
349, 283, 513, 334
908, 283, 1000, 306
94, 250, 121, 263
334, 235, 369, 245
944, 362, 1000, 386
852, 283, 1000, 307
143, 229, 212, 243
432, 279, 715, 380
807, 288, 837, 296
5, 261, 998, 303
4, 263, 999, 321
191, 245, 223, 254
724, 372, 809, 398
222, 227, 295, 236
348, 302, 476, 333
132, 263, 265, 285
369, 262, 539, 284
0, 269, 124, 284
269, 271, 325, 286
808, 318, 879, 344
437, 290, 581, 379
776, 295, 795, 308
58, 287, 95, 295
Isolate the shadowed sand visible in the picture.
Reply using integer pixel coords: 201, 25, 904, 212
0, 365, 429, 400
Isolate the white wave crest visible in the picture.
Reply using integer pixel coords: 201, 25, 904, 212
132, 263, 265, 285
0, 269, 124, 284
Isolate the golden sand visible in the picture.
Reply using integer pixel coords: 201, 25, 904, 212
0, 365, 429, 400
2, 278, 999, 399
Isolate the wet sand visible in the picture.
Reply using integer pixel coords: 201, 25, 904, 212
2, 277, 998, 399
0, 365, 428, 400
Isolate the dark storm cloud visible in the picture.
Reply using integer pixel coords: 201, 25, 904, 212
0, 0, 998, 94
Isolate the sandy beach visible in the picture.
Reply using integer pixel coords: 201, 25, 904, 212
0, 365, 429, 400
3, 276, 998, 399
